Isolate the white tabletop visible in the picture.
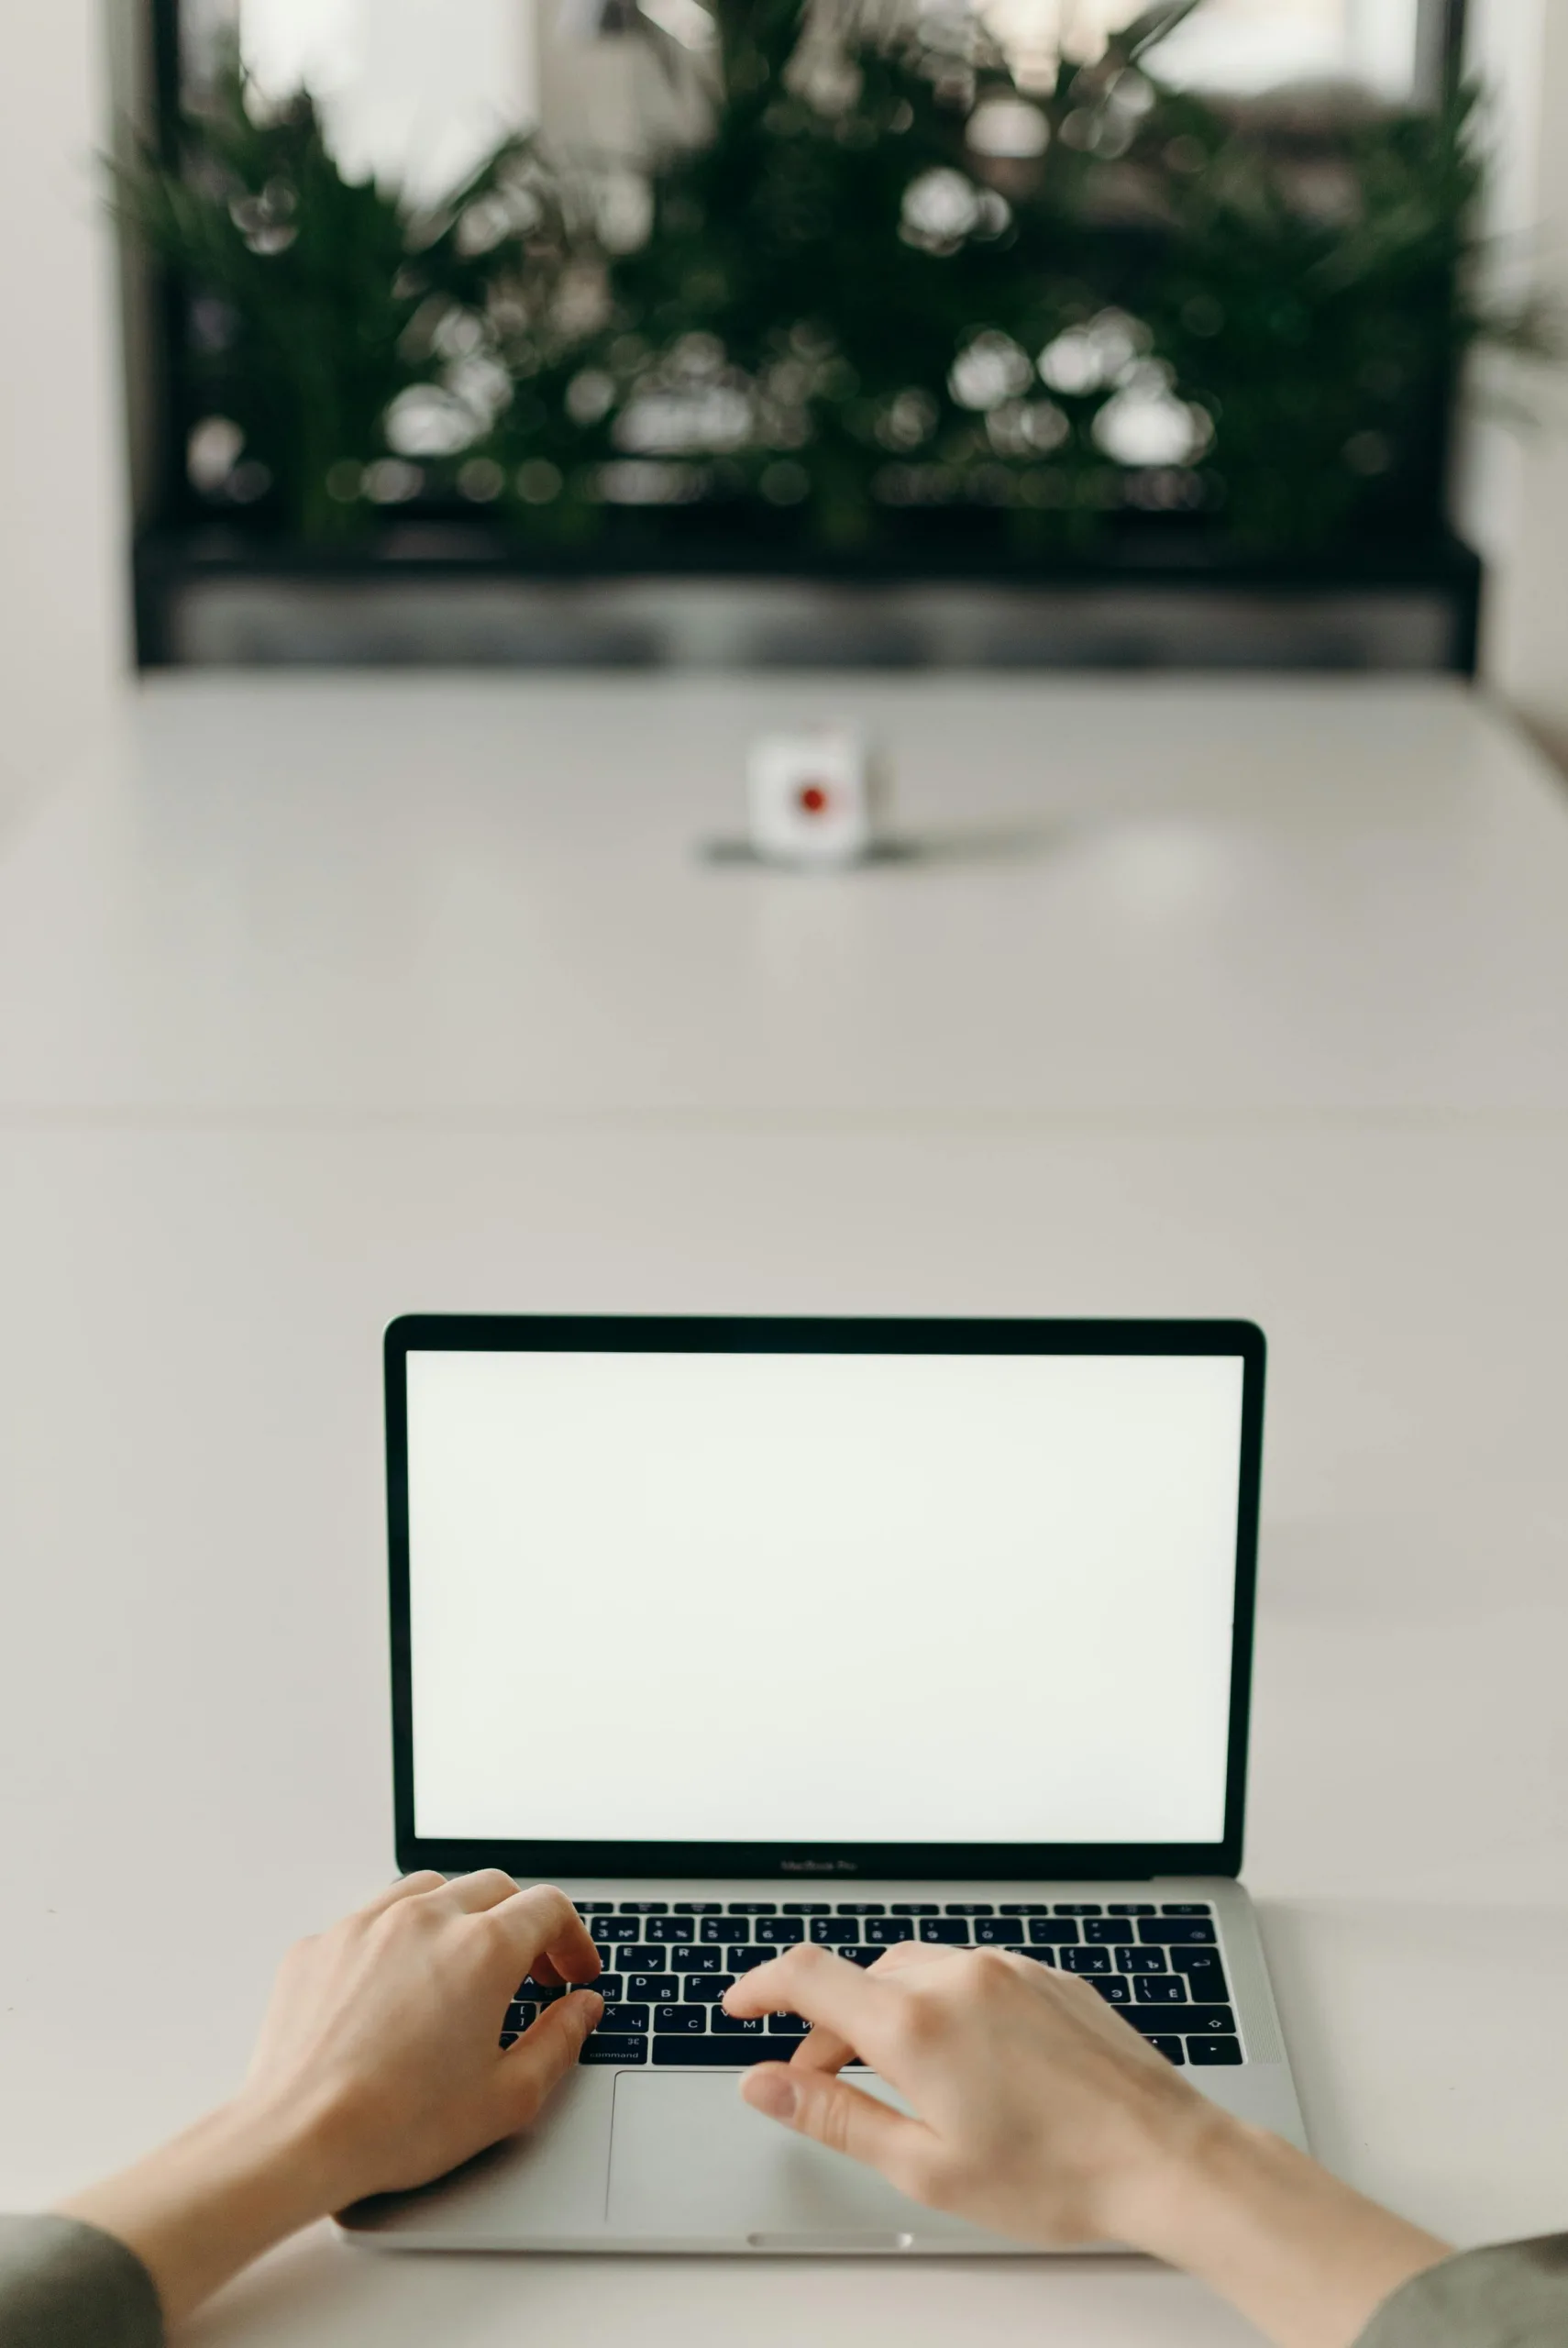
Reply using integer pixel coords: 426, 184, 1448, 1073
2, 674, 1566, 2345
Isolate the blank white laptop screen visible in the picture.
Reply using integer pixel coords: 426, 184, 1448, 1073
405, 1348, 1245, 1846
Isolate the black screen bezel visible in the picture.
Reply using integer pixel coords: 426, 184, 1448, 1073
386, 1314, 1264, 1882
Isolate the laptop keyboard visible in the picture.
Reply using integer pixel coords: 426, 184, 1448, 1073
500, 1899, 1241, 2070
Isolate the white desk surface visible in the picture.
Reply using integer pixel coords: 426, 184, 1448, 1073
2, 674, 1567, 2345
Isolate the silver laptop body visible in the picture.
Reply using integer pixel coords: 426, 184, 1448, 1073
344, 1314, 1306, 2254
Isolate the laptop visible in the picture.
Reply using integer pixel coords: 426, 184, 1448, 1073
342, 1312, 1307, 2254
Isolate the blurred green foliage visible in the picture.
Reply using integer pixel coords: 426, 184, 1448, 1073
115, 0, 1541, 556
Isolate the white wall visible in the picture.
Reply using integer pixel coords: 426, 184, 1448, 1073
1461, 0, 1568, 762
238, 0, 536, 207
0, 3, 128, 824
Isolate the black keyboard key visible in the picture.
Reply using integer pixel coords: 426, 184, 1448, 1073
600, 2005, 651, 2032
1161, 1903, 1212, 1916
728, 1946, 777, 1973
944, 1903, 994, 1915
618, 1900, 668, 1914
1054, 1903, 1102, 1915
673, 1901, 721, 1913
644, 1918, 695, 1944
1108, 1903, 1155, 1915
701, 1916, 750, 1944
974, 1920, 1024, 1944
1061, 1946, 1111, 1975
654, 2005, 706, 2034
919, 1919, 970, 1944
866, 1917, 915, 1944
782, 1903, 830, 1915
578, 1900, 614, 1914
580, 2035, 647, 2065
625, 1974, 671, 2001
682, 1975, 734, 2003
839, 1945, 880, 1966
756, 1917, 804, 1944
1124, 2007, 1180, 2037
1187, 2035, 1242, 2065
523, 1980, 567, 2001
1145, 2035, 1186, 2065
1088, 1977, 1132, 2005
1171, 1950, 1231, 1997
1084, 1920, 1133, 1944
1137, 1919, 1217, 1945
767, 2014, 811, 2036
503, 2001, 537, 2031
727, 1902, 777, 1914
1116, 1949, 1168, 1975
835, 1903, 886, 1914
711, 2011, 767, 2034
999, 1904, 1050, 1914
810, 1917, 859, 1944
1020, 1946, 1056, 1966
1134, 1977, 1189, 2005
891, 1903, 938, 1914
654, 2037, 790, 2066
594, 1917, 639, 1944
1179, 2005, 1236, 2034
499, 2031, 518, 2048
1027, 1920, 1080, 1944
673, 1945, 723, 1973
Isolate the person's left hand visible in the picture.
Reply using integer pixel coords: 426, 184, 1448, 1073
62, 1873, 603, 2323
243, 1870, 604, 2205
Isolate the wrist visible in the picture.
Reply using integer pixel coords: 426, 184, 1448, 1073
61, 2088, 355, 2326
1110, 2098, 1269, 2260
1106, 2104, 1451, 2348
1092, 2076, 1246, 2253
221, 2073, 371, 2218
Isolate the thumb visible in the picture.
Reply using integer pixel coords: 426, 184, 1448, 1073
494, 1988, 602, 2130
739, 2062, 937, 2201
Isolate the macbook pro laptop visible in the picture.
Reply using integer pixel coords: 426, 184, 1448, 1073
343, 1312, 1306, 2254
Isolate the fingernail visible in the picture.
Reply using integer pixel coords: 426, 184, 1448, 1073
742, 2066, 798, 2121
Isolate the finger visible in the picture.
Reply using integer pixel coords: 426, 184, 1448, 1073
863, 1943, 952, 1978
788, 1944, 955, 2075
358, 1870, 446, 1919
494, 1988, 603, 2131
491, 1884, 602, 1985
740, 2063, 937, 2200
790, 2023, 856, 2073
440, 1867, 524, 1915
723, 1944, 880, 2042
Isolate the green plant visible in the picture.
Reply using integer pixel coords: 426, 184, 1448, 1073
114, 72, 576, 539
115, 2, 1546, 557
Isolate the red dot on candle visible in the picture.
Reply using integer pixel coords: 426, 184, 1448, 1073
799, 783, 830, 814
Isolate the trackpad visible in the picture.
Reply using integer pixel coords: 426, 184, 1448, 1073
607, 2073, 982, 2247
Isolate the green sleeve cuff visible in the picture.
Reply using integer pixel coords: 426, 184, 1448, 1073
1356, 2233, 1568, 2348
0, 2214, 163, 2348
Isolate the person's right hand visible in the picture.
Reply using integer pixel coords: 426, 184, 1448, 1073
724, 1943, 1452, 2348
723, 1941, 1211, 2246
